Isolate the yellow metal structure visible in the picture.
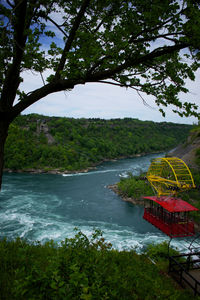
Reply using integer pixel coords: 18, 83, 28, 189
147, 157, 195, 197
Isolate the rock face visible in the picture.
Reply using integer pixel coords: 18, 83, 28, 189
168, 128, 200, 169
36, 120, 55, 145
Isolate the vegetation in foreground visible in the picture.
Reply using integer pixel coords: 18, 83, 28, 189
4, 114, 192, 172
0, 230, 196, 300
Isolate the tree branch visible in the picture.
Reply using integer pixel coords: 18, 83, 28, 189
128, 6, 187, 45
136, 90, 155, 109
97, 80, 155, 110
132, 33, 184, 44
6, 0, 14, 8
45, 15, 68, 38
8, 78, 84, 120
128, 16, 175, 44
87, 54, 112, 74
0, 0, 28, 111
55, 0, 91, 79
86, 42, 190, 82
97, 80, 126, 87
9, 42, 190, 120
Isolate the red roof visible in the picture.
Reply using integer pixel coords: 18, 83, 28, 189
143, 196, 198, 213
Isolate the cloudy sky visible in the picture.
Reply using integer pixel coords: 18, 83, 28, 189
22, 68, 200, 125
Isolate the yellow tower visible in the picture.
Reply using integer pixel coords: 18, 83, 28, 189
147, 157, 195, 197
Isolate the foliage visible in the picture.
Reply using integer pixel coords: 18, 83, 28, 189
4, 114, 192, 172
0, 0, 200, 120
144, 241, 182, 271
145, 241, 179, 261
117, 174, 153, 199
0, 230, 195, 300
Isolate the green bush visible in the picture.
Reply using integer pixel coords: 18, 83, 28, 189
0, 230, 195, 300
117, 174, 153, 199
144, 241, 182, 271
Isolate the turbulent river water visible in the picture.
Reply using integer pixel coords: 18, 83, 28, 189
0, 153, 191, 252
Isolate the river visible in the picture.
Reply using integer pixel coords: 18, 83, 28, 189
0, 153, 191, 252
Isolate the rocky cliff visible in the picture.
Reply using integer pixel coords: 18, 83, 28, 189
168, 127, 200, 169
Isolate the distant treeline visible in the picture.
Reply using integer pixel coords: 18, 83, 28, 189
4, 114, 192, 172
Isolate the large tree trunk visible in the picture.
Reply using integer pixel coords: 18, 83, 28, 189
0, 121, 9, 190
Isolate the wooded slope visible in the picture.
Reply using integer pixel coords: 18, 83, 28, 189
4, 114, 192, 172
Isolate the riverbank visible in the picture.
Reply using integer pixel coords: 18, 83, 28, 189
108, 184, 145, 205
3, 167, 96, 175
3, 152, 162, 176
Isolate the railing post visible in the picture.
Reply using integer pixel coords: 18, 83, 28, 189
186, 254, 191, 271
169, 257, 171, 272
180, 269, 182, 285
194, 281, 197, 296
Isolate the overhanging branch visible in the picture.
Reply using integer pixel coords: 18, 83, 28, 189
46, 16, 68, 38
9, 78, 84, 120
0, 0, 28, 110
86, 42, 190, 82
55, 0, 91, 79
97, 80, 155, 109
6, 40, 191, 121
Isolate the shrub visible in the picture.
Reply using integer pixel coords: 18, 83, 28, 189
117, 174, 152, 199
0, 230, 194, 300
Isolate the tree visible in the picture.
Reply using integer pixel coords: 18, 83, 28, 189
0, 0, 200, 189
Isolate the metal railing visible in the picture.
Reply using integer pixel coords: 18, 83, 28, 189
169, 252, 200, 296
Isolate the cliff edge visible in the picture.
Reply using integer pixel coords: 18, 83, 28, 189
168, 127, 200, 169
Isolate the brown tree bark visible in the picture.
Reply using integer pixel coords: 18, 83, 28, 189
0, 121, 9, 190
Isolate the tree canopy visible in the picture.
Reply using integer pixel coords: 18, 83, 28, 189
0, 0, 200, 121
0, 0, 200, 188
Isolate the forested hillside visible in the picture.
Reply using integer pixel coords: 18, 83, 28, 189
4, 114, 192, 172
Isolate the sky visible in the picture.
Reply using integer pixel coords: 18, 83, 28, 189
22, 68, 200, 125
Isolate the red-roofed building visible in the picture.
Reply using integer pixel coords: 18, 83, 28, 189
143, 196, 198, 238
